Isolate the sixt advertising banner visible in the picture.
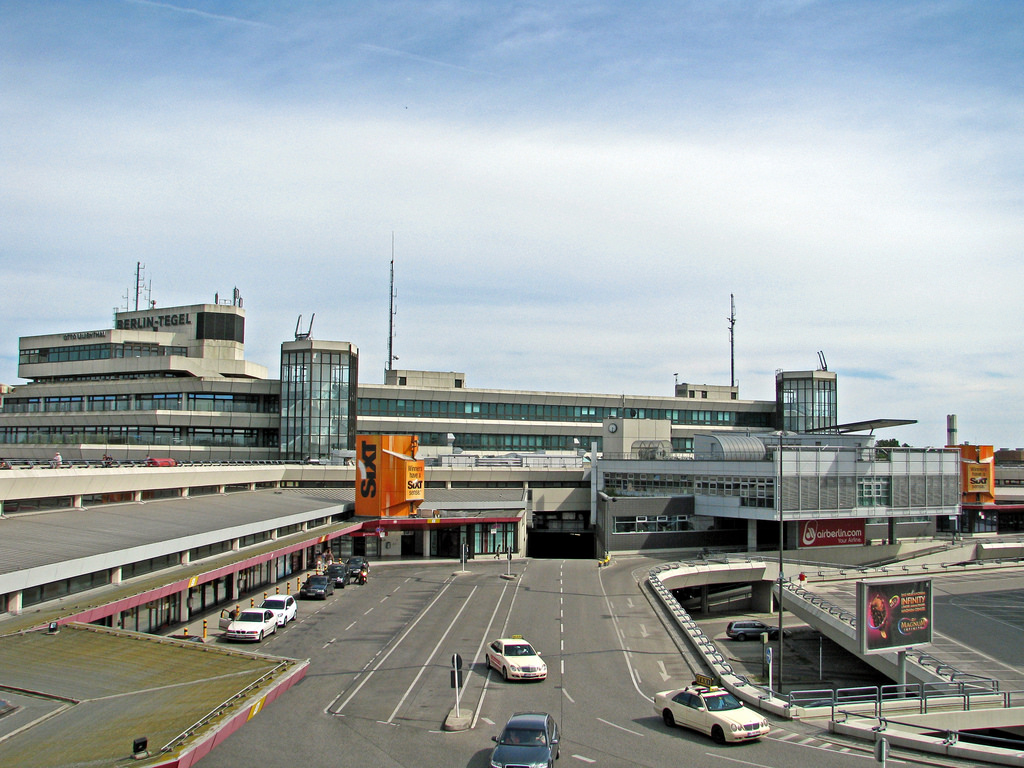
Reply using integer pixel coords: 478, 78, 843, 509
798, 519, 865, 548
355, 435, 424, 518
963, 463, 993, 494
857, 577, 933, 655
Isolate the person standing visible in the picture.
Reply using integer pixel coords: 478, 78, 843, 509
51, 451, 62, 468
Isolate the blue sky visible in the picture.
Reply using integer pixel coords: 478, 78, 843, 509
2, 1, 1022, 448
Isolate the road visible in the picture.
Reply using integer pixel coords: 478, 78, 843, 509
199, 558, 995, 768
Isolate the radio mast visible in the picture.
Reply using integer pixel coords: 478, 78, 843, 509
386, 235, 397, 373
728, 294, 736, 388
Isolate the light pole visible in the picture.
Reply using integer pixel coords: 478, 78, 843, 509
776, 430, 784, 694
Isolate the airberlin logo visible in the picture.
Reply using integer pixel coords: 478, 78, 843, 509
799, 519, 864, 547
358, 441, 377, 498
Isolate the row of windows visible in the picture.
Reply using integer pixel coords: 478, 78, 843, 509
3, 393, 276, 414
19, 343, 188, 365
358, 398, 772, 428
613, 514, 691, 534
0, 426, 279, 448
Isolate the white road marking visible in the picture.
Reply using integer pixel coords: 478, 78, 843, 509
345, 621, 356, 631
657, 660, 671, 681
326, 579, 457, 715
386, 585, 478, 723
597, 717, 642, 736
572, 755, 596, 763
363, 607, 374, 615
322, 638, 336, 649
562, 687, 575, 703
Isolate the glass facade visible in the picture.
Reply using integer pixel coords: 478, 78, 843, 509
280, 343, 358, 460
777, 372, 837, 432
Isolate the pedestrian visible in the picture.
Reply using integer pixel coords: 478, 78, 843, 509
51, 451, 62, 468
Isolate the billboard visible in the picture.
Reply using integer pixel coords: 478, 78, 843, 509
799, 519, 865, 548
963, 463, 993, 494
355, 435, 424, 518
857, 577, 932, 655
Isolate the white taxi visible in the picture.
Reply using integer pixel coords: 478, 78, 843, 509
486, 636, 547, 681
259, 595, 297, 626
654, 677, 770, 743
223, 608, 279, 643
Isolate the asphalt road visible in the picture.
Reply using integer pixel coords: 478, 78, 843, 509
198, 559, 996, 768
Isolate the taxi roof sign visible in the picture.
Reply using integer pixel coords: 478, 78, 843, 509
693, 674, 717, 689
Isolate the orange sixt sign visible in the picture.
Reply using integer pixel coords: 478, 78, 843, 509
355, 435, 424, 518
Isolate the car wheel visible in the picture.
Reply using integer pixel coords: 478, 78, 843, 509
736, 633, 747, 641
662, 709, 675, 728
502, 666, 510, 681
711, 725, 726, 744
257, 630, 263, 642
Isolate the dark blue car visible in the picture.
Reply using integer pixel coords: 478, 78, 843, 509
490, 712, 560, 768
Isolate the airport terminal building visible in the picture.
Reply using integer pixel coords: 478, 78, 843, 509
0, 296, 967, 629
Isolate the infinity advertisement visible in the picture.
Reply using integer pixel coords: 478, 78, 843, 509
857, 577, 933, 655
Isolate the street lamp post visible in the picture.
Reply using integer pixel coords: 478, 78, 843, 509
777, 431, 784, 694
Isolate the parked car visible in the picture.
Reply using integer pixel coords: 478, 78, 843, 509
223, 608, 278, 642
654, 680, 770, 743
259, 595, 297, 626
490, 712, 560, 768
486, 636, 547, 681
299, 574, 334, 599
144, 457, 178, 467
325, 563, 349, 588
726, 619, 781, 640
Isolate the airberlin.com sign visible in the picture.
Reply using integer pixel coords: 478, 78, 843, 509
799, 519, 865, 548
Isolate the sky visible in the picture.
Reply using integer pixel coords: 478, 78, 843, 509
2, 1, 1022, 449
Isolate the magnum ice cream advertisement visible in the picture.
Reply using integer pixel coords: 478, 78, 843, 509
857, 577, 933, 655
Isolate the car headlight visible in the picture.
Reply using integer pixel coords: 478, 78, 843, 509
509, 663, 521, 671
731, 723, 741, 732
489, 761, 502, 768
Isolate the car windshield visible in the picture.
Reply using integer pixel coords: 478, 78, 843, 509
505, 643, 536, 657
237, 612, 264, 623
500, 728, 546, 746
308, 577, 327, 585
703, 692, 743, 711
261, 600, 285, 609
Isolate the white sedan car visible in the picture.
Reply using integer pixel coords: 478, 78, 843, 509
486, 636, 547, 681
259, 595, 297, 626
223, 608, 279, 642
654, 683, 770, 743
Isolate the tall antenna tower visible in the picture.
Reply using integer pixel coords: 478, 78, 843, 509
128, 262, 151, 311
728, 294, 736, 388
386, 234, 398, 373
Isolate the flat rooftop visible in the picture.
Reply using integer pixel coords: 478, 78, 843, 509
0, 623, 306, 767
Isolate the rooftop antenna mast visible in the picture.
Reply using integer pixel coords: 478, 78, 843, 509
728, 294, 736, 388
387, 234, 398, 373
133, 262, 151, 311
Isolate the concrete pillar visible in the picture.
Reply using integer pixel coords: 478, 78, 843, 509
232, 538, 240, 552
888, 517, 897, 545
180, 487, 190, 498
751, 581, 774, 613
180, 550, 191, 566
700, 584, 709, 614
111, 566, 123, 585
747, 519, 758, 552
133, 490, 142, 502
72, 494, 83, 508
6, 591, 23, 615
